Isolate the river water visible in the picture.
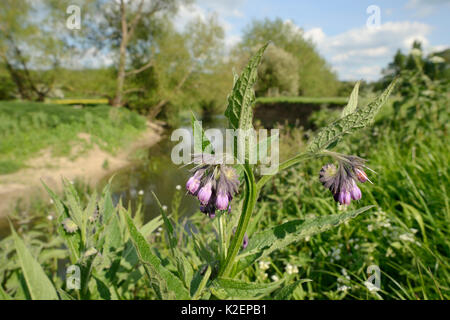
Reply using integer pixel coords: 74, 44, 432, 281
101, 114, 228, 223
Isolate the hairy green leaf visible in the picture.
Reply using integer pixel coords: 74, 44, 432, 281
42, 181, 81, 263
225, 43, 269, 131
341, 81, 360, 118
308, 79, 397, 152
191, 112, 213, 154
11, 227, 58, 300
190, 265, 211, 300
273, 279, 311, 300
0, 286, 12, 300
122, 210, 189, 300
236, 206, 374, 273
210, 277, 281, 299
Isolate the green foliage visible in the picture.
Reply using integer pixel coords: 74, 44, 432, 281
236, 206, 374, 273
123, 206, 190, 300
308, 79, 397, 152
10, 226, 58, 300
210, 277, 281, 299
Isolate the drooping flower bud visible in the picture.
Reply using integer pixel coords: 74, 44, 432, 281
338, 190, 351, 205
215, 190, 229, 211
350, 180, 362, 200
186, 169, 204, 194
355, 168, 369, 183
197, 180, 213, 204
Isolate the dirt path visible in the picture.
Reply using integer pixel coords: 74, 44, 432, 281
0, 121, 164, 218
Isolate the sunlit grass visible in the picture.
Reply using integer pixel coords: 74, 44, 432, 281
0, 101, 147, 174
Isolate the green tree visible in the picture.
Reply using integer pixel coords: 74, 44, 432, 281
237, 18, 339, 97
0, 0, 68, 101
85, 0, 186, 107
123, 14, 231, 121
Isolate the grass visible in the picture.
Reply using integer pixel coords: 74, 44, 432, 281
0, 101, 147, 174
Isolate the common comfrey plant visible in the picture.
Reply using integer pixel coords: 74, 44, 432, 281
5, 43, 397, 300
176, 43, 397, 291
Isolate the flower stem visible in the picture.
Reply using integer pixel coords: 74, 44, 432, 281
256, 153, 314, 192
219, 163, 256, 277
217, 212, 227, 263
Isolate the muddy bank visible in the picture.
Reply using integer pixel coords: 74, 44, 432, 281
0, 121, 164, 218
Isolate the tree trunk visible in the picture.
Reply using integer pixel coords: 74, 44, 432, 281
112, 0, 128, 107
113, 40, 127, 107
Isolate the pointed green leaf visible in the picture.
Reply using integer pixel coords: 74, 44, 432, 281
0, 286, 12, 300
11, 227, 58, 300
341, 81, 360, 118
191, 266, 211, 300
42, 181, 81, 263
122, 210, 189, 300
236, 206, 374, 273
308, 79, 397, 152
210, 277, 281, 299
191, 112, 213, 154
225, 43, 269, 131
273, 279, 311, 300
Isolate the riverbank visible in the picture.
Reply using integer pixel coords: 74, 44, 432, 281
0, 120, 164, 218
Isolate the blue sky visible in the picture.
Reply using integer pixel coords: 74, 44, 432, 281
180, 0, 450, 81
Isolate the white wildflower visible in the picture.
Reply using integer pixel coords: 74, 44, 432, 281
399, 233, 414, 242
271, 275, 279, 282
285, 263, 299, 275
258, 261, 270, 271
337, 285, 350, 292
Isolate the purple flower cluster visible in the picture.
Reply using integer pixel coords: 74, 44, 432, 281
186, 163, 240, 218
319, 156, 371, 206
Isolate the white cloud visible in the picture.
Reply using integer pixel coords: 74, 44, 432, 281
304, 28, 326, 44
304, 21, 434, 81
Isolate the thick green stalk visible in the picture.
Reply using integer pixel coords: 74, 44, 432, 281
219, 163, 256, 277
